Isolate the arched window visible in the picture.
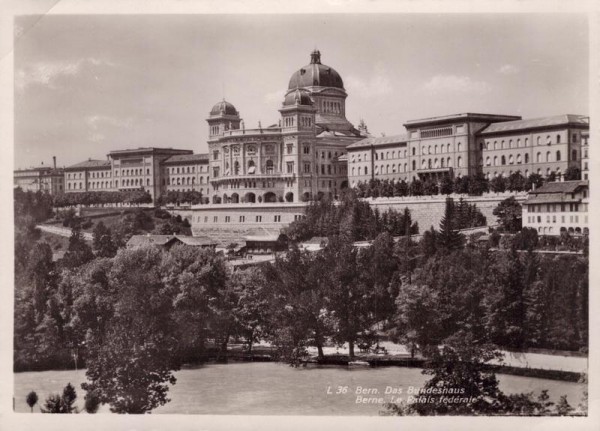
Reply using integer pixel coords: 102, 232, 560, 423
556, 150, 561, 161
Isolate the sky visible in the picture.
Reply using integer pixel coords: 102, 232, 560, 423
14, 13, 590, 169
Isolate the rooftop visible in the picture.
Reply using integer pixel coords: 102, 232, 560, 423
65, 159, 111, 170
127, 234, 217, 248
404, 113, 521, 128
163, 153, 209, 165
346, 134, 409, 149
529, 180, 588, 195
480, 114, 589, 135
109, 147, 193, 156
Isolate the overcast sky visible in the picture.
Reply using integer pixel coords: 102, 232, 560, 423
14, 13, 589, 169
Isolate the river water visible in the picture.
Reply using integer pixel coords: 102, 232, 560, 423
13, 363, 586, 415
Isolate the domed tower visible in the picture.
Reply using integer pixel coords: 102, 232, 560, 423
286, 50, 354, 133
279, 88, 317, 202
207, 100, 241, 140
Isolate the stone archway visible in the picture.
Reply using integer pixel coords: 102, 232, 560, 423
263, 192, 277, 203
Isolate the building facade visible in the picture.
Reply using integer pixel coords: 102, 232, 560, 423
207, 50, 365, 204
522, 180, 589, 236
14, 157, 64, 194
347, 113, 590, 187
478, 114, 589, 180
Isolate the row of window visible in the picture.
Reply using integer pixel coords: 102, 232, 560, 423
527, 215, 585, 224
484, 150, 576, 166
195, 214, 284, 223
162, 176, 207, 186
528, 202, 584, 213
484, 133, 579, 151
165, 165, 206, 175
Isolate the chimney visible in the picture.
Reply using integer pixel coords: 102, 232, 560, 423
53, 156, 56, 169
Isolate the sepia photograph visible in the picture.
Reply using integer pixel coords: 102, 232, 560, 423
2, 1, 599, 430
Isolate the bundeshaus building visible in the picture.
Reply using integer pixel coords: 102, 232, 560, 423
16, 50, 589, 208
206, 49, 365, 204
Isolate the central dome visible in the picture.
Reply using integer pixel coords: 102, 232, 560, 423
288, 50, 344, 90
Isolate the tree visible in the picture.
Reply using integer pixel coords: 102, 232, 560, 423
230, 268, 269, 354
84, 390, 101, 413
507, 172, 526, 192
490, 176, 507, 193
41, 383, 78, 413
564, 166, 581, 181
437, 198, 465, 252
26, 391, 38, 412
393, 281, 442, 357
526, 173, 544, 191
493, 196, 522, 233
63, 225, 94, 268
468, 172, 489, 196
385, 332, 508, 415
92, 221, 117, 257
82, 247, 180, 413
439, 176, 454, 195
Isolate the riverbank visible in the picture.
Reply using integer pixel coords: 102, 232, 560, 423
13, 362, 586, 415
191, 343, 585, 382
